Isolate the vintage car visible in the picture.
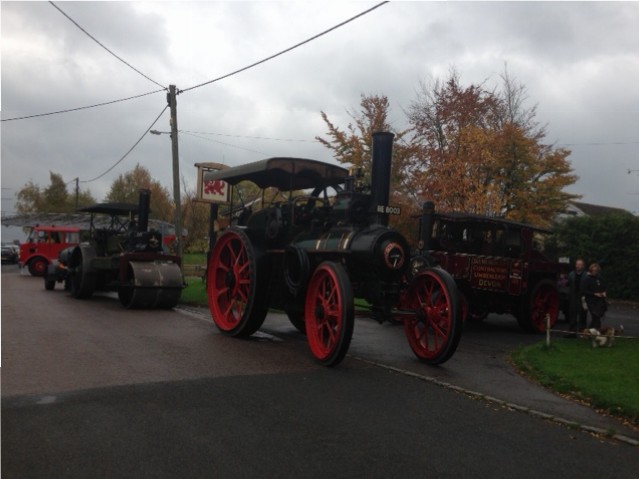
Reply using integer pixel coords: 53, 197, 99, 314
204, 132, 463, 367
417, 204, 569, 332
1, 245, 19, 264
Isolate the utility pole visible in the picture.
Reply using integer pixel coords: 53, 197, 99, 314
168, 85, 183, 263
75, 177, 79, 210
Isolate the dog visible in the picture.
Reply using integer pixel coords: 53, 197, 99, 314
580, 325, 624, 348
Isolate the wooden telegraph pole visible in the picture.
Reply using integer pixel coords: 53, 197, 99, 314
168, 85, 183, 262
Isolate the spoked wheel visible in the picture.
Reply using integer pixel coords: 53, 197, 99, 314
517, 279, 559, 333
304, 261, 354, 367
28, 257, 48, 277
403, 268, 462, 365
207, 228, 268, 337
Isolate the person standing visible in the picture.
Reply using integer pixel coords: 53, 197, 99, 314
582, 263, 607, 330
564, 258, 587, 338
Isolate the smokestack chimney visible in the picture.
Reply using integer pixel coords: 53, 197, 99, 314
370, 131, 395, 226
419, 201, 435, 251
138, 189, 151, 232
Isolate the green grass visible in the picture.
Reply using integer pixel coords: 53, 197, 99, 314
180, 277, 208, 306
182, 253, 206, 265
512, 339, 639, 425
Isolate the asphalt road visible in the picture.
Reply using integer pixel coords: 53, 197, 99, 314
2, 266, 638, 478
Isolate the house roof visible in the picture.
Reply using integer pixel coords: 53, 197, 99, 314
569, 201, 629, 217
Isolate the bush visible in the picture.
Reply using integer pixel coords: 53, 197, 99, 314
549, 213, 639, 300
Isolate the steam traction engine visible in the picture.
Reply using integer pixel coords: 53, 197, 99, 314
206, 132, 463, 367
65, 189, 183, 309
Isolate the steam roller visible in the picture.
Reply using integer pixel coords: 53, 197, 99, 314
67, 189, 184, 309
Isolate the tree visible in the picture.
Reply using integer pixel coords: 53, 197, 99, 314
548, 213, 639, 300
15, 181, 43, 214
181, 178, 210, 253
317, 94, 420, 239
407, 69, 578, 226
15, 172, 96, 214
105, 164, 174, 222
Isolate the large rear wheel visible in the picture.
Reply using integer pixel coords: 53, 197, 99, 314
403, 268, 462, 365
207, 228, 268, 337
304, 262, 354, 367
517, 279, 559, 333
70, 248, 96, 299
285, 307, 306, 334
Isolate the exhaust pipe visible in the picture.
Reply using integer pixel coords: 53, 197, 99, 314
370, 131, 395, 226
419, 201, 435, 251
137, 189, 151, 232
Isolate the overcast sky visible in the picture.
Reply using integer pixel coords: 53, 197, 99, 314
2, 0, 638, 229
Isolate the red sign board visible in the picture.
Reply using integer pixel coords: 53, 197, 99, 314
195, 162, 231, 204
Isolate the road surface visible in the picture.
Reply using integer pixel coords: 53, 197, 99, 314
2, 266, 638, 478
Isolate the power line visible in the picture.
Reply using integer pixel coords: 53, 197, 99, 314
49, 1, 166, 89
558, 141, 639, 146
81, 105, 169, 183
180, 130, 318, 143
180, 131, 270, 156
1, 89, 165, 122
179, 1, 389, 94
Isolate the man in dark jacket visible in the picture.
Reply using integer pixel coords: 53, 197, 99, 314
564, 258, 587, 337
582, 263, 607, 329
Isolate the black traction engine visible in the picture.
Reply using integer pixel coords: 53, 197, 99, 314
206, 132, 463, 366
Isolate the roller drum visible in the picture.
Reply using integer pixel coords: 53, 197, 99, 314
118, 260, 182, 309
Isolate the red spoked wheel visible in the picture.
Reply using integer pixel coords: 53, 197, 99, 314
304, 262, 354, 367
207, 228, 268, 337
403, 268, 463, 365
517, 279, 559, 333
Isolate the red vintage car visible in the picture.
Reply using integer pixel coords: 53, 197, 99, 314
19, 225, 80, 276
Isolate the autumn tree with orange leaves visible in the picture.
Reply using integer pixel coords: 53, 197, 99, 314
407, 70, 578, 226
316, 94, 420, 237
318, 70, 578, 229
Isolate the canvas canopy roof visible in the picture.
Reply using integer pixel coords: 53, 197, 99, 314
204, 157, 349, 191
77, 202, 139, 216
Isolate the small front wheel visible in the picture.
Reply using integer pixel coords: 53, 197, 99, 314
304, 262, 354, 367
44, 276, 56, 291
403, 268, 463, 365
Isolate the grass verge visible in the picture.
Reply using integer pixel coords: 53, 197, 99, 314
180, 276, 208, 306
182, 253, 206, 265
511, 339, 639, 426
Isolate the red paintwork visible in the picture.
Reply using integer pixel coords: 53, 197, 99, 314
207, 230, 251, 331
305, 263, 345, 361
19, 226, 80, 273
403, 270, 455, 360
